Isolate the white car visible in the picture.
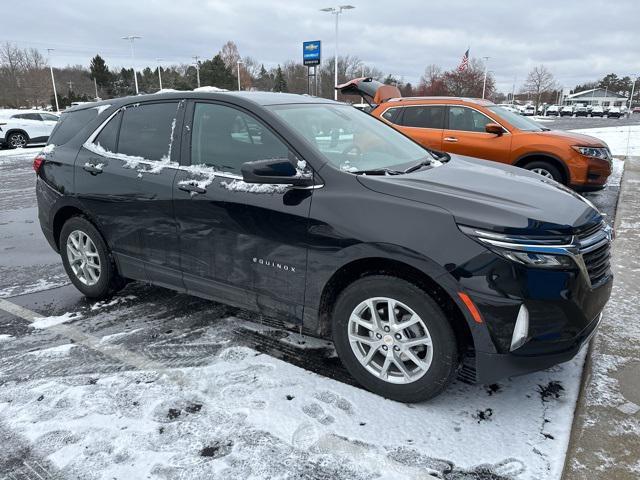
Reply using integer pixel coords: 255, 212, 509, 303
0, 111, 59, 148
522, 104, 535, 116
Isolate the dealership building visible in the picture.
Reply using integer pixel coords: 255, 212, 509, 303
563, 88, 628, 107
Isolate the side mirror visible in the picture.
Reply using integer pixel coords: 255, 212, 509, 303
485, 123, 504, 136
241, 158, 314, 187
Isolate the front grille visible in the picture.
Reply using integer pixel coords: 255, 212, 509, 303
582, 242, 611, 285
577, 222, 612, 286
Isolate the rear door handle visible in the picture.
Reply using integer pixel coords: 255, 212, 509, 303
178, 183, 207, 195
444, 137, 458, 143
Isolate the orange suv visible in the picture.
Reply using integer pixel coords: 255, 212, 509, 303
338, 78, 612, 190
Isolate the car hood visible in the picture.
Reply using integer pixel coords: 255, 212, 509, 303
357, 155, 601, 234
531, 129, 606, 147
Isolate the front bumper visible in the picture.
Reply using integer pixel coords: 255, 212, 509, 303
474, 312, 601, 383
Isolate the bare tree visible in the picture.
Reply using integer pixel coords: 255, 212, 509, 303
220, 40, 240, 71
523, 65, 556, 110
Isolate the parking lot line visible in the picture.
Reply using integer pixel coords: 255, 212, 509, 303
0, 297, 185, 382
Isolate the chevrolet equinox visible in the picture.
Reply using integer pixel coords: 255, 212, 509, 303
35, 92, 613, 402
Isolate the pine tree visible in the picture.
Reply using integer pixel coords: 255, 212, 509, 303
273, 65, 287, 92
199, 54, 235, 89
89, 55, 111, 88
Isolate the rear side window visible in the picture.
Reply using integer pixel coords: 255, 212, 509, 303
117, 103, 178, 161
191, 103, 289, 172
40, 113, 59, 121
401, 106, 445, 129
49, 108, 99, 146
381, 107, 402, 124
94, 112, 121, 152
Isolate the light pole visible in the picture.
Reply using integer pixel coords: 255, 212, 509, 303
122, 35, 141, 94
46, 48, 59, 112
193, 56, 201, 88
321, 5, 355, 100
156, 58, 163, 91
481, 56, 490, 99
237, 60, 244, 91
628, 75, 637, 115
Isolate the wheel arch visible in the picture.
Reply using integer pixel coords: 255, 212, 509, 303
316, 257, 475, 360
514, 152, 570, 184
5, 128, 30, 144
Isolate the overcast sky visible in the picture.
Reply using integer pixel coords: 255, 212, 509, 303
5, 0, 639, 92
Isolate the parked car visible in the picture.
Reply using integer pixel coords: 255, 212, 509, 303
0, 111, 59, 148
607, 107, 621, 118
522, 104, 535, 116
545, 105, 560, 116
591, 106, 604, 117
575, 106, 589, 117
632, 106, 640, 114
560, 105, 574, 117
35, 91, 613, 402
337, 78, 612, 191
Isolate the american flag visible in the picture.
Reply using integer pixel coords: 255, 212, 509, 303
457, 48, 470, 72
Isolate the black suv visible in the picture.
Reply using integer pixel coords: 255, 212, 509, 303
35, 92, 613, 402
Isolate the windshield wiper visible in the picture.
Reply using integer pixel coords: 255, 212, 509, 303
351, 167, 404, 175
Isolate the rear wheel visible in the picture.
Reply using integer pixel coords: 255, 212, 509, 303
525, 160, 564, 184
331, 275, 458, 402
7, 132, 28, 148
60, 216, 126, 299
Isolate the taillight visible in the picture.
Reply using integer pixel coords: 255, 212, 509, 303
33, 155, 45, 174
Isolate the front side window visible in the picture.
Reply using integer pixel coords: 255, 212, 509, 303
23, 113, 42, 121
191, 103, 289, 172
118, 103, 178, 161
401, 106, 445, 129
269, 103, 432, 172
448, 106, 494, 133
488, 106, 543, 132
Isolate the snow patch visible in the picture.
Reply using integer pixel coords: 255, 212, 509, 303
193, 86, 228, 93
0, 334, 13, 342
220, 179, 288, 194
28, 343, 77, 356
92, 104, 111, 115
570, 125, 640, 157
31, 312, 82, 329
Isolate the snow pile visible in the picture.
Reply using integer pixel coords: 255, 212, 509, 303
0, 334, 13, 342
31, 312, 82, 329
570, 125, 640, 157
220, 179, 288, 194
193, 86, 229, 93
28, 343, 78, 356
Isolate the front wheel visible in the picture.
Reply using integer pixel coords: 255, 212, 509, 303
332, 276, 458, 402
7, 132, 28, 148
525, 161, 564, 184
60, 216, 126, 299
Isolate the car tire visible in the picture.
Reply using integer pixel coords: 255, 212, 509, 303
7, 131, 28, 149
331, 275, 458, 403
525, 161, 564, 183
60, 216, 126, 299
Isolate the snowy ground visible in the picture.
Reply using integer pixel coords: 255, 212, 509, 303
0, 142, 625, 479
570, 124, 640, 157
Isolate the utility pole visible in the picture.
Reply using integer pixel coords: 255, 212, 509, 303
481, 56, 490, 99
237, 60, 243, 91
67, 81, 74, 92
321, 5, 355, 100
46, 48, 59, 112
629, 76, 637, 116
94, 77, 99, 99
156, 58, 163, 91
122, 35, 142, 94
193, 56, 201, 88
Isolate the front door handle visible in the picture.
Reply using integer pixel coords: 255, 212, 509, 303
444, 137, 458, 143
82, 162, 103, 174
178, 183, 207, 195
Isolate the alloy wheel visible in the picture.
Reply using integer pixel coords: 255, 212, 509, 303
66, 230, 101, 286
348, 297, 433, 384
531, 167, 555, 179
9, 133, 27, 148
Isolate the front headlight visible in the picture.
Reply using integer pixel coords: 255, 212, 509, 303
459, 225, 577, 269
572, 146, 611, 162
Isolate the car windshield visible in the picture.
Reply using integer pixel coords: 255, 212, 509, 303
267, 103, 435, 172
487, 106, 545, 132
